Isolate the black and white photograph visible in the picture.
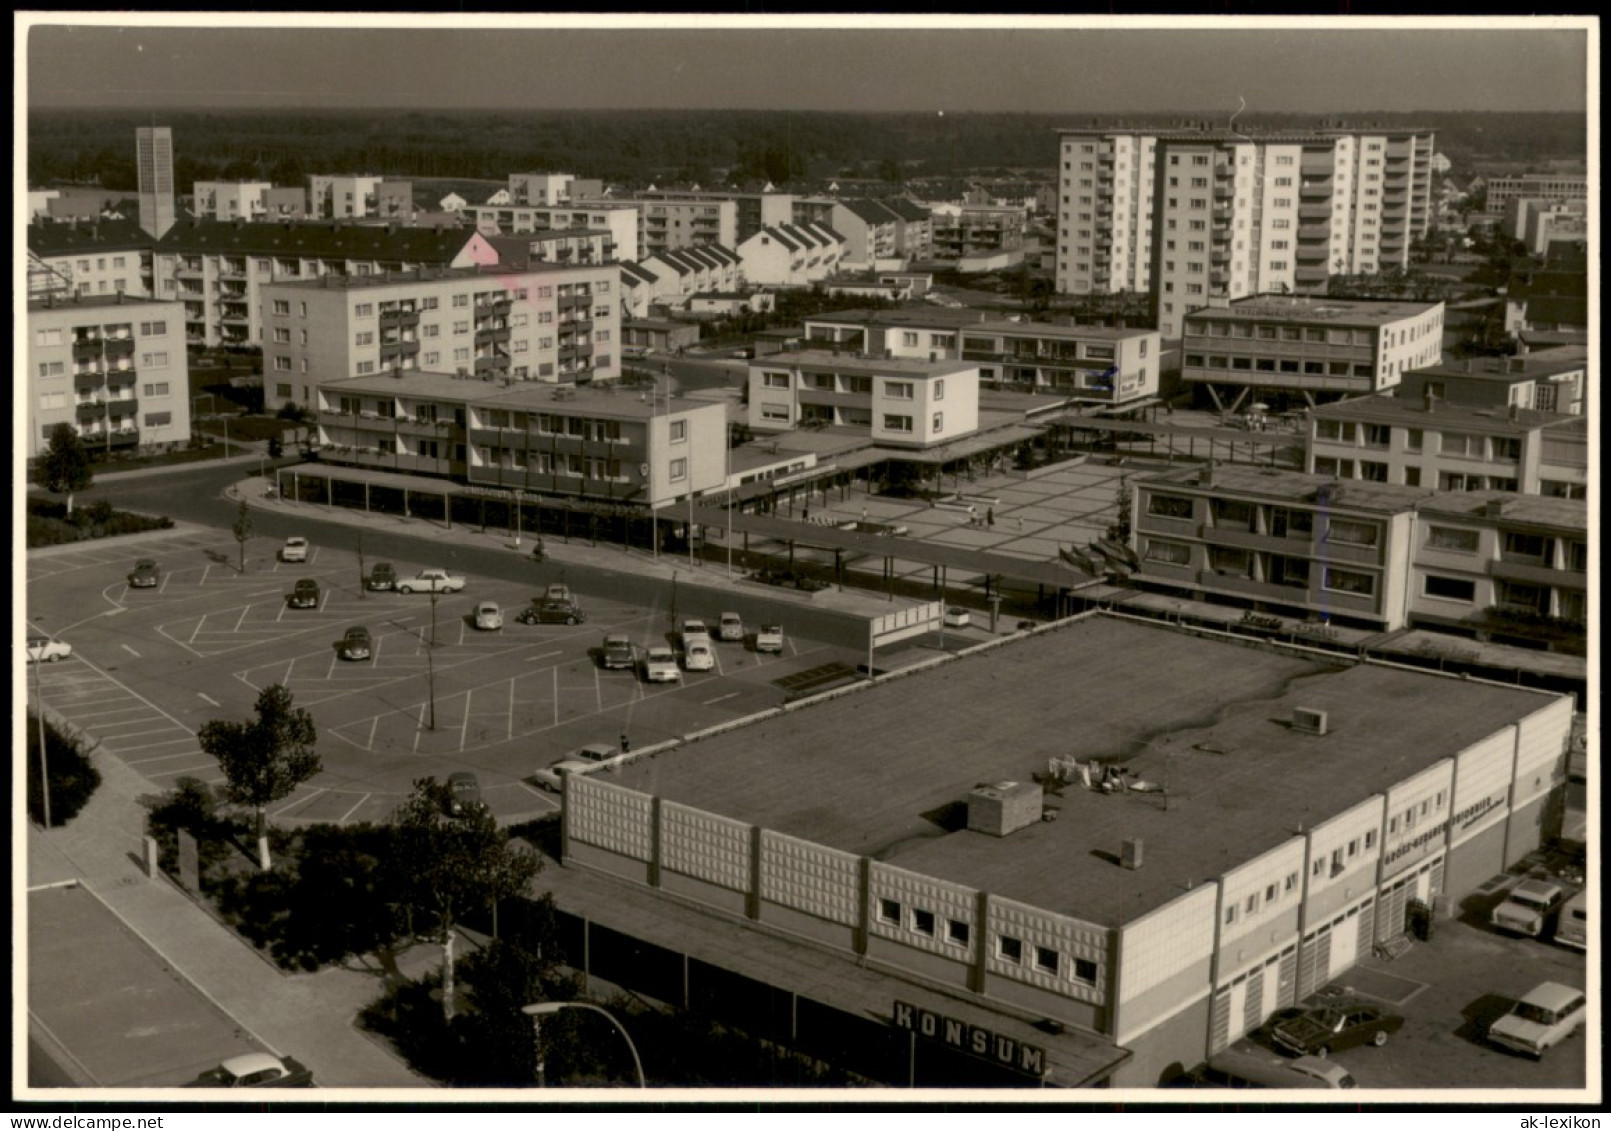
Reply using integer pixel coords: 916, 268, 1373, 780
15, 12, 1596, 1110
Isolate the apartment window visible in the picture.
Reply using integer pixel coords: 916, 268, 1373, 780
883, 380, 914, 400
1284, 872, 1298, 893
946, 919, 970, 946
1147, 494, 1193, 519
38, 361, 65, 378
141, 382, 169, 397
669, 419, 687, 443
423, 352, 440, 366
139, 320, 168, 336
1034, 946, 1060, 975
911, 909, 936, 937
1144, 540, 1191, 566
355, 331, 374, 346
452, 294, 470, 308
1428, 526, 1479, 552
1326, 519, 1379, 547
760, 404, 790, 422
1440, 432, 1483, 458
1405, 427, 1423, 451
143, 411, 172, 427
1324, 567, 1375, 596
1224, 905, 1238, 926
669, 458, 687, 482
275, 383, 293, 399
1365, 830, 1377, 849
1071, 958, 1098, 985
272, 299, 290, 315
453, 348, 470, 362
878, 899, 901, 925
274, 357, 293, 372
1502, 531, 1546, 560
883, 414, 913, 433
356, 361, 375, 375
453, 321, 470, 335
355, 303, 374, 318
1491, 437, 1521, 461
933, 379, 944, 401
762, 372, 789, 389
997, 935, 1023, 964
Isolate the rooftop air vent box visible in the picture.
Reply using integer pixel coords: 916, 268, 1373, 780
1292, 707, 1329, 736
967, 781, 1043, 837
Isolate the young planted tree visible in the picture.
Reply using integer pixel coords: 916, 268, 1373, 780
40, 423, 94, 516
232, 497, 253, 573
198, 683, 320, 871
390, 779, 542, 1023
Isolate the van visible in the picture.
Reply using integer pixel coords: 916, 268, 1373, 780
1555, 891, 1586, 951
1200, 1050, 1357, 1090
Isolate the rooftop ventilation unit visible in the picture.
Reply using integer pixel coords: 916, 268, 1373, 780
967, 781, 1043, 837
1292, 707, 1329, 736
1121, 838, 1144, 870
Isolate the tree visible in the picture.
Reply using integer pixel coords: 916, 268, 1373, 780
40, 424, 93, 516
232, 497, 253, 573
198, 683, 321, 871
390, 779, 542, 1023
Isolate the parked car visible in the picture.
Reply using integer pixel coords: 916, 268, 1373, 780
684, 639, 716, 672
397, 569, 465, 594
190, 1052, 313, 1088
1555, 890, 1587, 951
1198, 1050, 1355, 1089
943, 606, 971, 628
681, 618, 711, 646
517, 598, 585, 625
338, 626, 372, 661
25, 637, 73, 663
1487, 982, 1586, 1058
1491, 878, 1566, 938
643, 646, 681, 683
128, 559, 160, 588
280, 537, 309, 563
718, 612, 744, 642
367, 562, 396, 591
286, 579, 321, 609
756, 623, 784, 653
473, 601, 504, 631
534, 756, 592, 792
445, 772, 482, 816
1270, 1001, 1404, 1057
601, 635, 636, 670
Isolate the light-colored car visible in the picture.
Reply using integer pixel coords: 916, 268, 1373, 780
534, 757, 592, 792
756, 623, 784, 653
1555, 890, 1586, 951
473, 601, 503, 631
189, 1052, 313, 1088
339, 626, 372, 661
25, 636, 73, 663
943, 606, 971, 628
601, 635, 636, 670
683, 639, 716, 672
1492, 878, 1565, 937
280, 537, 309, 563
718, 612, 744, 642
397, 569, 466, 594
643, 646, 681, 683
681, 618, 711, 646
128, 559, 160, 588
1487, 982, 1586, 1058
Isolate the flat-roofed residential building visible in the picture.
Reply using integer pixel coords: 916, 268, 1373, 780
483, 231, 619, 272
1397, 349, 1587, 417
261, 262, 622, 413
1179, 294, 1444, 411
930, 203, 1029, 259
1484, 172, 1587, 214
1307, 393, 1589, 499
27, 294, 190, 460
1410, 493, 1588, 653
1130, 464, 1431, 630
575, 186, 795, 245
465, 201, 640, 262
191, 181, 273, 222
747, 350, 979, 446
27, 218, 154, 300
1056, 125, 1436, 336
549, 613, 1572, 1087
152, 220, 495, 348
308, 174, 385, 219
594, 194, 737, 257
802, 308, 1161, 407
508, 172, 575, 207
315, 371, 725, 508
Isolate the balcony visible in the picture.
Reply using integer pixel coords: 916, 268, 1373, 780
72, 337, 104, 358
475, 326, 512, 345
1298, 203, 1331, 220
473, 355, 508, 374
176, 263, 205, 278
380, 308, 421, 328
1202, 525, 1310, 554
220, 310, 251, 326
1295, 265, 1329, 285
1490, 558, 1572, 588
1316, 539, 1382, 567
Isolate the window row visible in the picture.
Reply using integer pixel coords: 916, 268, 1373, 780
873, 899, 1098, 983
1188, 355, 1374, 378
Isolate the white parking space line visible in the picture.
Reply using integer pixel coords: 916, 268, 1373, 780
704, 692, 740, 705
201, 564, 212, 585
97, 725, 189, 742
70, 655, 197, 736
235, 605, 250, 631
149, 765, 223, 782
412, 705, 427, 752
63, 704, 150, 721
121, 644, 140, 658
158, 573, 172, 594
198, 692, 220, 706
507, 677, 516, 742
337, 793, 370, 825
460, 687, 474, 751
525, 650, 563, 663
114, 737, 196, 755
326, 652, 339, 680
123, 749, 206, 767
553, 667, 559, 727
368, 716, 380, 749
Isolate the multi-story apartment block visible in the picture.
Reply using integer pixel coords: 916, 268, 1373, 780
588, 195, 737, 257
802, 308, 1161, 407
261, 263, 622, 412
508, 172, 575, 207
601, 187, 795, 245
1408, 492, 1587, 644
465, 202, 640, 262
315, 372, 725, 509
264, 186, 310, 220
1179, 294, 1444, 410
483, 231, 618, 272
151, 220, 494, 347
1131, 464, 1429, 630
736, 223, 846, 287
1397, 349, 1587, 417
930, 203, 1028, 259
27, 218, 154, 300
1502, 258, 1589, 338
135, 126, 176, 239
1306, 393, 1589, 498
308, 174, 384, 219
27, 294, 190, 460
747, 351, 978, 446
1483, 173, 1587, 214
1056, 125, 1436, 337
192, 181, 273, 222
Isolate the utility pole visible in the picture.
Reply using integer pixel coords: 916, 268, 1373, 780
29, 644, 51, 828
357, 531, 366, 600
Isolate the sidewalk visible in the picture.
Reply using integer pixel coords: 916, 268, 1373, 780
26, 748, 430, 1088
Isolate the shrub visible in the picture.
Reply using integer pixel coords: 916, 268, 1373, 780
25, 713, 102, 826
143, 777, 247, 878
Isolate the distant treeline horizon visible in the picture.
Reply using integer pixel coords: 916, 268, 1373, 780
28, 108, 1587, 194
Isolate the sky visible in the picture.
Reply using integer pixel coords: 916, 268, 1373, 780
20, 16, 1593, 115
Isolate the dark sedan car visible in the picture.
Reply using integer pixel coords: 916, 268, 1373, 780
128, 559, 160, 588
446, 772, 483, 816
286, 579, 321, 609
1271, 1001, 1404, 1057
190, 1052, 314, 1088
516, 597, 586, 625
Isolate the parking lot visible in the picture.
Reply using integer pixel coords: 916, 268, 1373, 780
27, 529, 983, 828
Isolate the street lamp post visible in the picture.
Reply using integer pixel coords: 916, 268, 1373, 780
223, 414, 230, 458
357, 531, 366, 601
391, 620, 436, 731
514, 489, 523, 549
429, 588, 439, 647
521, 1002, 646, 1088
27, 644, 52, 829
